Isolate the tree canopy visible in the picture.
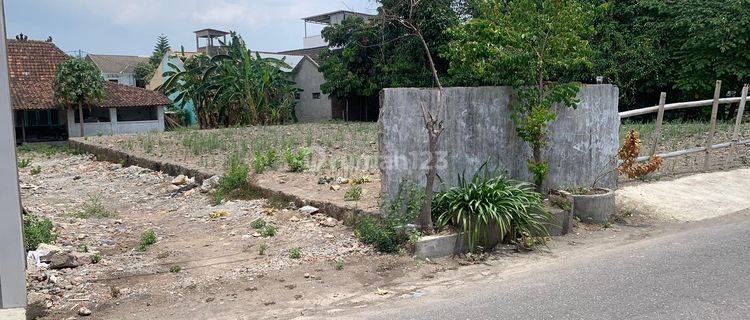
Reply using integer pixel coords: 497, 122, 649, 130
149, 34, 172, 67
319, 0, 461, 100
53, 58, 106, 136
53, 58, 106, 107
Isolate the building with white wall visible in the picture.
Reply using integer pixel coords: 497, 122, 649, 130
8, 38, 170, 142
86, 54, 147, 87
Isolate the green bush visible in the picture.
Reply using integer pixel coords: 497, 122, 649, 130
218, 152, 249, 192
344, 186, 362, 201
433, 164, 551, 252
261, 225, 278, 238
138, 230, 157, 251
91, 253, 102, 264
289, 247, 302, 259
23, 214, 57, 251
30, 166, 42, 175
17, 158, 31, 168
354, 183, 424, 253
252, 149, 278, 173
250, 218, 266, 229
170, 265, 182, 273
284, 148, 310, 172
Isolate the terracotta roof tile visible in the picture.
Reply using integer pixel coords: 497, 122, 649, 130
7, 39, 170, 110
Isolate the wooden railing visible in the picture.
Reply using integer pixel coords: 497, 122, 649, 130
619, 80, 749, 169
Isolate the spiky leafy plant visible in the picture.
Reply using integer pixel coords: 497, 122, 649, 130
433, 164, 551, 252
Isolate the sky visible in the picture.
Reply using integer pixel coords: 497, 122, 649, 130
5, 0, 377, 56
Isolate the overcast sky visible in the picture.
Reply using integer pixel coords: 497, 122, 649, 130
5, 0, 377, 56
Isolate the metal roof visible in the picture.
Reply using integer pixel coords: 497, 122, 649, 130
302, 10, 375, 24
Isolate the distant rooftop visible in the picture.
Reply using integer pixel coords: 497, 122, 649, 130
302, 10, 376, 24
86, 54, 147, 74
194, 29, 230, 37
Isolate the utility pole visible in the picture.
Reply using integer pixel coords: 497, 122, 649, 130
0, 0, 28, 318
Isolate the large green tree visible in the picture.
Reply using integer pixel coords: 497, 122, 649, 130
446, 0, 594, 191
53, 58, 106, 137
579, 0, 750, 110
319, 0, 462, 100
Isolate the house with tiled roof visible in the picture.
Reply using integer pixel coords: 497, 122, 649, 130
85, 54, 147, 87
8, 38, 171, 142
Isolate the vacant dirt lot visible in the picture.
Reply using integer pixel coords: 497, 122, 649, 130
18, 147, 653, 320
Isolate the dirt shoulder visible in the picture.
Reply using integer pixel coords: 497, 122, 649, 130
19, 148, 673, 320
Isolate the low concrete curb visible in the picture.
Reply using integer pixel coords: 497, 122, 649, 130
414, 234, 468, 259
68, 139, 378, 225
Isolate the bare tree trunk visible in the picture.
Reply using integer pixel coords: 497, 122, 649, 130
419, 120, 439, 231
77, 103, 84, 137
532, 145, 543, 193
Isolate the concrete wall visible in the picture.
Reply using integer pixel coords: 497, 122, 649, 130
103, 73, 136, 86
294, 59, 332, 122
67, 106, 165, 137
379, 85, 620, 200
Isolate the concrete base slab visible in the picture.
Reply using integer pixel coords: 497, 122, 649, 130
617, 168, 750, 221
0, 308, 25, 320
414, 234, 468, 259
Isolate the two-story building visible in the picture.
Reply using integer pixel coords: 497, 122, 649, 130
85, 54, 148, 87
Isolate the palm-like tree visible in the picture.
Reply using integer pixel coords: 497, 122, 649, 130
159, 32, 298, 128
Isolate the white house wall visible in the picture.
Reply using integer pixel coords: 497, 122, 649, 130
294, 59, 332, 122
103, 73, 136, 86
67, 106, 164, 137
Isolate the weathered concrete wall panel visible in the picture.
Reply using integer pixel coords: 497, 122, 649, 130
379, 85, 619, 200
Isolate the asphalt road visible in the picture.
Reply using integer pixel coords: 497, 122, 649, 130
343, 211, 750, 320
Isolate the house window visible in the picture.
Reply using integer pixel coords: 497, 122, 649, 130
73, 107, 111, 123
108, 79, 119, 83
117, 107, 159, 122
294, 92, 301, 100
312, 92, 321, 99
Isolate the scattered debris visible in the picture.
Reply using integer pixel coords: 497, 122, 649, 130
299, 205, 319, 214
77, 307, 92, 317
200, 176, 221, 193
320, 217, 338, 228
209, 211, 231, 219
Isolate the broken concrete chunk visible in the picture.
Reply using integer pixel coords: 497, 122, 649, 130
171, 175, 189, 186
299, 205, 319, 214
320, 217, 338, 227
41, 250, 79, 269
200, 175, 221, 193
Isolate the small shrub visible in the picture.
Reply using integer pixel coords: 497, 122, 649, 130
138, 230, 157, 251
17, 158, 31, 168
433, 164, 551, 252
77, 244, 89, 253
618, 130, 662, 179
261, 225, 278, 238
334, 259, 344, 270
344, 186, 362, 201
170, 265, 182, 273
252, 149, 278, 173
218, 153, 249, 192
69, 195, 116, 219
289, 247, 302, 259
23, 214, 57, 251
30, 166, 42, 175
259, 242, 268, 255
250, 218, 266, 229
354, 183, 425, 253
284, 148, 310, 172
91, 253, 102, 264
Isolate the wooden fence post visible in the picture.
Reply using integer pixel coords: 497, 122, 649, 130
726, 84, 749, 168
703, 80, 722, 171
650, 92, 667, 156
